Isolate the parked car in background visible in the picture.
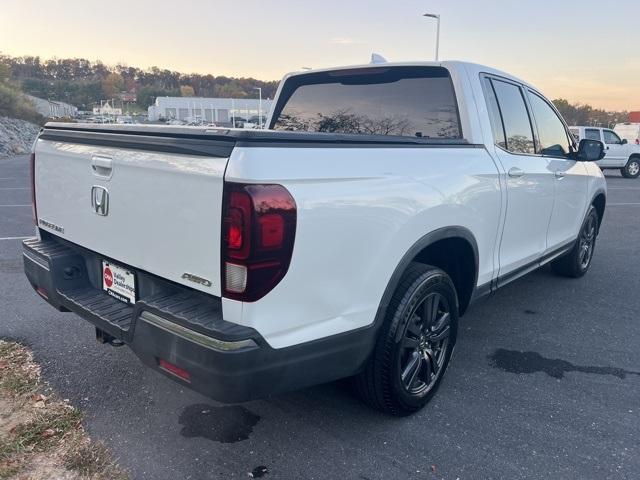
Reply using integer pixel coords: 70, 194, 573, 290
25, 61, 607, 415
614, 123, 640, 145
570, 126, 640, 178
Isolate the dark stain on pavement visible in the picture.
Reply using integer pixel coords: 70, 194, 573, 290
488, 349, 640, 379
179, 404, 260, 443
249, 466, 269, 478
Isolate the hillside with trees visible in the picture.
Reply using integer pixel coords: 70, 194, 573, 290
552, 99, 628, 128
0, 54, 632, 128
0, 54, 279, 111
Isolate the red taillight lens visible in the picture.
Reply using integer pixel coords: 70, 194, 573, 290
30, 152, 37, 224
222, 183, 296, 302
226, 191, 252, 259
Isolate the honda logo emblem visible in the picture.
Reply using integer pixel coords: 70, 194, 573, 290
91, 186, 109, 216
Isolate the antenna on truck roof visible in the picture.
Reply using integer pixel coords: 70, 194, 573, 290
370, 53, 388, 64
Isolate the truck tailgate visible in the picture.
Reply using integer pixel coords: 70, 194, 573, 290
34, 129, 232, 297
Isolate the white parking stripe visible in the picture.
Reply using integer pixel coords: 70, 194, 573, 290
0, 236, 30, 241
608, 203, 640, 206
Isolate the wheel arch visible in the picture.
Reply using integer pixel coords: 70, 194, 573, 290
591, 190, 606, 233
374, 227, 479, 327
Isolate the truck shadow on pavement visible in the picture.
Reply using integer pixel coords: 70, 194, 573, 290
488, 348, 640, 379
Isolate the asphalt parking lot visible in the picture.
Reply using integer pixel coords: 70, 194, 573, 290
1, 153, 639, 479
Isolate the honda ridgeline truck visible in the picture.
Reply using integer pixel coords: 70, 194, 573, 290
24, 61, 607, 415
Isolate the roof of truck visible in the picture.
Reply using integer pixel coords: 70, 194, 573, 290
282, 60, 539, 93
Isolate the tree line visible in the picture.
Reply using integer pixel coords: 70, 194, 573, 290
552, 99, 628, 128
0, 54, 631, 128
0, 54, 279, 110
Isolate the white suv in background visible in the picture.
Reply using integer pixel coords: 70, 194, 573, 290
570, 126, 640, 178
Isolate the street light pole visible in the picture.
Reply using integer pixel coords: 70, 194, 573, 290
254, 87, 263, 129
423, 13, 441, 61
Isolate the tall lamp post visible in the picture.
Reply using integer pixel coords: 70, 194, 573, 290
254, 87, 263, 128
423, 13, 441, 61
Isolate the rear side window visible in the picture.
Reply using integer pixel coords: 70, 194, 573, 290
271, 67, 461, 139
585, 128, 601, 141
483, 78, 507, 149
490, 79, 535, 154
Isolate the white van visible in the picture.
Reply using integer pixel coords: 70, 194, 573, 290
614, 123, 640, 145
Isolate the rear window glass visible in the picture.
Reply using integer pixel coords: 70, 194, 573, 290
270, 67, 461, 139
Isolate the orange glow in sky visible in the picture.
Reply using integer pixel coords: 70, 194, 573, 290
1, 0, 638, 110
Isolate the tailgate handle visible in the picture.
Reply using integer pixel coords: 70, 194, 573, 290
91, 156, 113, 178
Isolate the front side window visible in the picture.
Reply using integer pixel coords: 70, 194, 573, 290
569, 128, 579, 139
491, 79, 535, 154
603, 130, 622, 144
528, 91, 572, 156
585, 129, 601, 141
271, 67, 461, 139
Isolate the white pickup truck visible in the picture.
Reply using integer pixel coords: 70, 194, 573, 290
24, 61, 607, 415
569, 126, 640, 178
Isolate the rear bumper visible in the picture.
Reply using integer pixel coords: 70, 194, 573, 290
23, 233, 374, 402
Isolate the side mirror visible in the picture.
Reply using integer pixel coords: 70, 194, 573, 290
621, 138, 628, 145
576, 139, 605, 161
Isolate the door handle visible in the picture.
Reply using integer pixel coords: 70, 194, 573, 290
555, 171, 566, 179
508, 167, 525, 178
91, 156, 113, 179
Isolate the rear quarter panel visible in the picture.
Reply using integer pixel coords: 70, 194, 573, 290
224, 145, 502, 348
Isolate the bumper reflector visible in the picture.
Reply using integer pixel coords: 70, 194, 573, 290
36, 287, 48, 300
158, 359, 191, 382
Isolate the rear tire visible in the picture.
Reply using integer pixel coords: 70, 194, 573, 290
551, 206, 599, 278
353, 263, 458, 416
621, 157, 640, 179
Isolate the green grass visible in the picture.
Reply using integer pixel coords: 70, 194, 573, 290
0, 343, 39, 396
64, 441, 128, 480
0, 407, 82, 461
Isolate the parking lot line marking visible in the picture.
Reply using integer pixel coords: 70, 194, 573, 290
608, 203, 640, 206
0, 236, 30, 241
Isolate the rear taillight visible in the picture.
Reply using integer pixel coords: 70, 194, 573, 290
221, 183, 296, 302
29, 152, 37, 224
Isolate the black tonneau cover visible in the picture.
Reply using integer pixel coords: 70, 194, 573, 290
40, 122, 477, 158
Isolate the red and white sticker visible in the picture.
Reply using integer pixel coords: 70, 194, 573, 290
102, 261, 136, 304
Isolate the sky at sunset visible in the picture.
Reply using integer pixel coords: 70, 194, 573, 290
1, 0, 638, 110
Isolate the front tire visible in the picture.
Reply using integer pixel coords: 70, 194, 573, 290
354, 263, 458, 416
551, 206, 599, 278
621, 157, 640, 179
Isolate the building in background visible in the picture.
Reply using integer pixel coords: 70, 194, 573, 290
629, 111, 640, 123
92, 101, 122, 116
26, 95, 78, 118
147, 97, 273, 126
